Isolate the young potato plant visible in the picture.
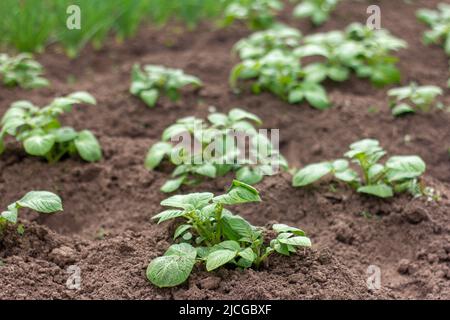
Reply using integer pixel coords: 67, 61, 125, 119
293, 139, 426, 198
0, 53, 49, 89
222, 0, 283, 30
417, 3, 450, 86
230, 50, 331, 109
293, 0, 340, 26
295, 23, 407, 87
130, 64, 202, 108
147, 180, 311, 288
0, 191, 62, 235
233, 24, 302, 60
145, 108, 288, 192
0, 92, 102, 163
388, 83, 443, 116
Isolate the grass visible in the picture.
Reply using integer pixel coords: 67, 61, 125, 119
0, 0, 228, 57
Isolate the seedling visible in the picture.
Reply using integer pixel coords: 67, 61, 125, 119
230, 50, 331, 109
0, 191, 62, 235
233, 24, 302, 60
417, 4, 450, 54
417, 3, 450, 86
388, 83, 443, 116
145, 108, 287, 192
295, 23, 407, 87
293, 0, 340, 26
0, 92, 102, 163
293, 139, 426, 198
146, 180, 311, 288
222, 0, 283, 30
130, 64, 202, 108
0, 53, 49, 89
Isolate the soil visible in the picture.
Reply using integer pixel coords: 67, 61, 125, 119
0, 0, 449, 299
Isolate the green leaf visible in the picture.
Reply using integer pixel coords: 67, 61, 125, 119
303, 83, 330, 110
52, 127, 78, 143
328, 66, 349, 82
273, 224, 306, 236
161, 176, 186, 193
334, 169, 359, 183
206, 249, 237, 271
67, 92, 96, 105
1, 204, 18, 224
165, 243, 197, 260
74, 130, 102, 162
288, 89, 304, 104
194, 163, 217, 178
213, 240, 241, 251
392, 103, 415, 116
161, 192, 214, 210
221, 214, 253, 240
146, 243, 197, 288
228, 108, 262, 125
140, 89, 159, 107
17, 191, 63, 213
278, 236, 311, 247
208, 113, 228, 127
238, 247, 256, 262
213, 180, 261, 205
292, 162, 333, 187
145, 142, 172, 170
152, 209, 185, 224
23, 134, 55, 156
236, 167, 263, 185
174, 224, 192, 240
357, 184, 393, 198
385, 156, 426, 182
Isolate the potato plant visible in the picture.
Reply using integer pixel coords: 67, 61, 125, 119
417, 3, 450, 86
130, 64, 202, 108
0, 53, 49, 89
0, 191, 62, 235
147, 180, 311, 288
231, 50, 331, 109
0, 92, 102, 163
222, 0, 283, 30
293, 139, 426, 198
295, 23, 407, 87
293, 0, 340, 26
388, 83, 443, 116
145, 108, 287, 192
233, 24, 302, 60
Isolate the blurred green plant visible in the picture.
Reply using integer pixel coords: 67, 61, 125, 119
292, 0, 340, 26
130, 64, 202, 108
0, 53, 49, 89
221, 0, 283, 30
388, 83, 443, 116
417, 3, 450, 87
0, 0, 228, 57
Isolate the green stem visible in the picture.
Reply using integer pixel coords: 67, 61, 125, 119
214, 203, 223, 244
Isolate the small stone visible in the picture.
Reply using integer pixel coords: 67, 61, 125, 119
288, 273, 304, 284
312, 271, 327, 283
49, 246, 77, 265
427, 254, 438, 264
199, 276, 221, 290
403, 207, 429, 224
397, 259, 411, 275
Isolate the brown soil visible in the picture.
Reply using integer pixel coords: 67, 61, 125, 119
0, 0, 449, 299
